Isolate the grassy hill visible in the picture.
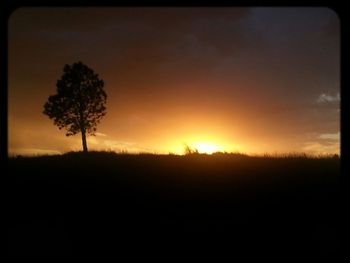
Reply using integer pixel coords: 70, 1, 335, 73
7, 152, 341, 256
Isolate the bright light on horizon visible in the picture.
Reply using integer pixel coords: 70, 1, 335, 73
189, 142, 224, 154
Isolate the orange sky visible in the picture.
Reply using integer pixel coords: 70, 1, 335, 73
8, 7, 340, 156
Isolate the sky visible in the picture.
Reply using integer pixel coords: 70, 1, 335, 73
8, 7, 340, 156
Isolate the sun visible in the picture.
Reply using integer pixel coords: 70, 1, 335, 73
192, 142, 223, 154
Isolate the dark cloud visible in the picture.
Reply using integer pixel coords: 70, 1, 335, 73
9, 8, 255, 89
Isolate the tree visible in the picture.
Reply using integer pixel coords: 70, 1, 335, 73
43, 61, 107, 152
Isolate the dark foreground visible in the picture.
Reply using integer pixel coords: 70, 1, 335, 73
7, 152, 341, 257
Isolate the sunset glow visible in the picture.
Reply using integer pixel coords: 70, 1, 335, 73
8, 7, 340, 156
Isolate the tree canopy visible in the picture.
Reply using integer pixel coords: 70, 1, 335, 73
43, 61, 107, 152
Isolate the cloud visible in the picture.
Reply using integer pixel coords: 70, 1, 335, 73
300, 131, 340, 155
84, 136, 153, 153
9, 8, 255, 85
101, 139, 153, 153
301, 129, 340, 155
8, 148, 62, 156
103, 140, 134, 148
318, 132, 340, 140
95, 132, 107, 137
317, 92, 340, 103
302, 141, 339, 155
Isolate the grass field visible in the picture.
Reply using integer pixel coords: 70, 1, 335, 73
7, 151, 341, 256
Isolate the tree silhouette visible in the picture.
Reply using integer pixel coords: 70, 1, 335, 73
43, 62, 107, 152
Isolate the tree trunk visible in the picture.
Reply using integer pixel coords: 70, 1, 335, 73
81, 130, 88, 152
